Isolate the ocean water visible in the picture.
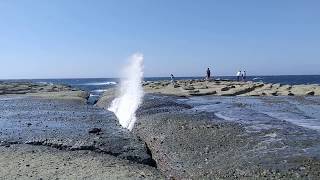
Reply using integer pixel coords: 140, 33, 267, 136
2, 75, 320, 102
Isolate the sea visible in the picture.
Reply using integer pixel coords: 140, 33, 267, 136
2, 75, 320, 98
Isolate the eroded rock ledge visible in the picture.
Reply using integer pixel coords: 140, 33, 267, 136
0, 82, 89, 103
143, 79, 320, 97
96, 79, 320, 109
133, 95, 320, 179
0, 96, 155, 166
95, 88, 320, 179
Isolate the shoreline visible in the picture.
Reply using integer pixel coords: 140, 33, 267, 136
1, 81, 320, 179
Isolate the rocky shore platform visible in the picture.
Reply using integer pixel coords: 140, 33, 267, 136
0, 82, 163, 179
0, 82, 90, 103
1, 81, 320, 179
135, 95, 320, 179
142, 79, 320, 97
96, 79, 320, 179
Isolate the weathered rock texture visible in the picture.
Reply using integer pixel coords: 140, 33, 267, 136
0, 93, 165, 179
0, 96, 155, 166
143, 79, 320, 97
97, 80, 320, 109
0, 82, 89, 103
0, 144, 163, 179
132, 95, 320, 179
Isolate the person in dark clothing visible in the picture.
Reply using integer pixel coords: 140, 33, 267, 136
206, 68, 211, 80
170, 74, 175, 85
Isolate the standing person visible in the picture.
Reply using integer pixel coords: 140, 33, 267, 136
236, 70, 241, 81
243, 70, 247, 81
206, 68, 211, 80
170, 74, 175, 85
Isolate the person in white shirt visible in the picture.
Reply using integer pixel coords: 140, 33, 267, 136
236, 70, 241, 81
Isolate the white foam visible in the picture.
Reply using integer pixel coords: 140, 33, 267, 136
37, 81, 49, 84
89, 94, 100, 97
91, 89, 108, 93
83, 82, 117, 86
108, 53, 144, 131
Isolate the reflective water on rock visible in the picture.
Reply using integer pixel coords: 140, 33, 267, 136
134, 94, 320, 178
184, 96, 320, 131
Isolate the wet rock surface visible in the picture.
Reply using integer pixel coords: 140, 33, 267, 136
3, 80, 320, 179
0, 96, 154, 166
133, 94, 320, 179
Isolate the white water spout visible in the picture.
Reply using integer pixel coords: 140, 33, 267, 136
108, 53, 144, 131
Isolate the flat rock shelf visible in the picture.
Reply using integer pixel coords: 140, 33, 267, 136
2, 81, 320, 179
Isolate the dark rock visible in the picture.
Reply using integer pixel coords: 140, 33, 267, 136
88, 128, 102, 134
221, 86, 231, 91
183, 86, 195, 90
288, 92, 295, 96
188, 90, 200, 94
190, 91, 217, 96
222, 84, 264, 96
306, 91, 315, 96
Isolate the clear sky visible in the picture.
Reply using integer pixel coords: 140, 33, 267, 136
0, 0, 319, 79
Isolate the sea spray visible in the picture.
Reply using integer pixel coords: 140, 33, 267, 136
108, 53, 144, 130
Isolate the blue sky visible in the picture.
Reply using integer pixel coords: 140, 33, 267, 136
0, 0, 319, 79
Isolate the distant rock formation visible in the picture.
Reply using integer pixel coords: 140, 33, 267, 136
0, 82, 89, 103
141, 79, 320, 97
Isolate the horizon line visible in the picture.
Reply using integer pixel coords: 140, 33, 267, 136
1, 74, 320, 80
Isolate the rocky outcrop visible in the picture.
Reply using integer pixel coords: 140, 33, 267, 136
0, 144, 164, 179
0, 82, 89, 103
183, 86, 195, 90
95, 88, 118, 109
96, 80, 320, 110
133, 95, 320, 179
220, 83, 264, 96
143, 79, 320, 97
306, 91, 315, 96
0, 82, 71, 94
0, 86, 165, 179
0, 96, 155, 166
